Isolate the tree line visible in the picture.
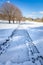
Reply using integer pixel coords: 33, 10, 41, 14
0, 2, 43, 23
0, 2, 22, 23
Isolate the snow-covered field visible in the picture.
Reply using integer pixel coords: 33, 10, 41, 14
0, 20, 43, 65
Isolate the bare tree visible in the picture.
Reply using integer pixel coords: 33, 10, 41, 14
0, 2, 22, 23
1, 2, 16, 23
11, 6, 22, 23
14, 7, 22, 23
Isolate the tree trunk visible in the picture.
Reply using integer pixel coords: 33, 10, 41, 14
9, 16, 11, 23
9, 20, 10, 23
19, 20, 20, 24
13, 20, 14, 24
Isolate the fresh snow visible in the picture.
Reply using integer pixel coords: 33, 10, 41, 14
0, 20, 43, 65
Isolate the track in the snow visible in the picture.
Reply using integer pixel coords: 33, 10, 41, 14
0, 24, 43, 65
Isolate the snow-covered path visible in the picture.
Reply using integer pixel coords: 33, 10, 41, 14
0, 21, 43, 65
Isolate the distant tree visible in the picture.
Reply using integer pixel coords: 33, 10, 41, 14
0, 2, 22, 23
41, 18, 43, 22
16, 8, 22, 23
12, 7, 22, 23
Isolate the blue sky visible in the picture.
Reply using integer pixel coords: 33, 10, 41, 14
0, 0, 43, 18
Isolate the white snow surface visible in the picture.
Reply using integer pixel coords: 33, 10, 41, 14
0, 20, 43, 65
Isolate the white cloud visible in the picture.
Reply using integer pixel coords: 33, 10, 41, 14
27, 14, 37, 19
32, 11, 43, 15
27, 12, 37, 18
26, 11, 43, 18
39, 11, 43, 14
7, 0, 10, 3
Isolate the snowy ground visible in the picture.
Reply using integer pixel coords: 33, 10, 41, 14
0, 20, 43, 65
